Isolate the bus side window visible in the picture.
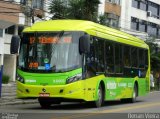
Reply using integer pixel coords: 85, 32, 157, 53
96, 39, 105, 73
86, 37, 96, 78
105, 41, 114, 74
131, 47, 138, 68
124, 46, 131, 67
115, 43, 123, 73
123, 45, 131, 77
145, 50, 148, 69
139, 49, 145, 68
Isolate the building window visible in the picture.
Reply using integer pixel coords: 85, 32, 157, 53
5, 25, 15, 35
148, 1, 158, 18
32, 0, 43, 9
106, 0, 120, 5
139, 20, 147, 32
132, 0, 147, 11
107, 13, 119, 28
147, 23, 157, 37
140, 1, 147, 11
132, 0, 139, 8
109, 19, 119, 28
131, 17, 139, 30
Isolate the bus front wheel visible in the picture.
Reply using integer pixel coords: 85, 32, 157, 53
38, 98, 52, 108
95, 85, 104, 108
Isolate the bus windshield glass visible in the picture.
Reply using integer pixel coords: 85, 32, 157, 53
18, 31, 82, 73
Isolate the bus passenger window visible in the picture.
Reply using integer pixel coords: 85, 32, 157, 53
131, 47, 138, 67
115, 44, 122, 73
145, 50, 148, 69
86, 38, 96, 77
96, 39, 105, 72
86, 37, 105, 77
139, 49, 145, 68
105, 42, 114, 74
124, 46, 131, 67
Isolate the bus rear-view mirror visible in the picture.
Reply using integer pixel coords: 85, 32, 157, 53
79, 34, 90, 54
10, 35, 20, 54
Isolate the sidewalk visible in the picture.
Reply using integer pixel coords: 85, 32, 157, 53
0, 82, 38, 106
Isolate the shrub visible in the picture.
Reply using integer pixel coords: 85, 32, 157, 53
2, 75, 10, 84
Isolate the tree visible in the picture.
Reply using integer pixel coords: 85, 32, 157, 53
68, 0, 84, 19
48, 0, 101, 21
48, 0, 68, 19
145, 38, 160, 72
98, 14, 109, 26
83, 0, 100, 22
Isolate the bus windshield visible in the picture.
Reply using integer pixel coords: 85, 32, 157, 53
18, 31, 82, 73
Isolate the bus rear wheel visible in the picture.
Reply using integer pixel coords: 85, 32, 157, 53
128, 84, 138, 103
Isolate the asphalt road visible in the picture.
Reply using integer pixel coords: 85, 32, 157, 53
0, 91, 160, 119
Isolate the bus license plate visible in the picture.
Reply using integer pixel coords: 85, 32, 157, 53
39, 93, 50, 97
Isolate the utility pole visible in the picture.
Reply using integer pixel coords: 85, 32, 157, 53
21, 0, 34, 27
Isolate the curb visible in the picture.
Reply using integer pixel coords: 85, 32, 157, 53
0, 99, 38, 106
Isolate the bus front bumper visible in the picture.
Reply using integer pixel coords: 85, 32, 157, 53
16, 81, 86, 100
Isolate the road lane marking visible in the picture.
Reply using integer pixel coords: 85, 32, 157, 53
100, 102, 160, 113
51, 102, 160, 119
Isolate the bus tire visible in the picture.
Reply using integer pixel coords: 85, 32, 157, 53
95, 85, 103, 108
38, 98, 51, 108
128, 84, 138, 103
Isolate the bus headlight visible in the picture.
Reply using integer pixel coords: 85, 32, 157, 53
16, 74, 25, 83
66, 73, 82, 84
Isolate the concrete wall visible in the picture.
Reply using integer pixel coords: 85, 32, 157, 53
98, 0, 105, 15
120, 0, 132, 30
3, 55, 16, 81
4, 34, 12, 55
131, 8, 160, 25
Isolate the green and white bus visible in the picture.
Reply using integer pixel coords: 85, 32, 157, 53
11, 20, 150, 108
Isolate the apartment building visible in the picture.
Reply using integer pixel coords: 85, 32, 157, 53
99, 0, 160, 40
99, 0, 121, 28
120, 0, 160, 40
0, 0, 45, 82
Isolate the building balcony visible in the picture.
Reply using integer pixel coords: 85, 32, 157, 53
0, 1, 21, 27
105, 2, 121, 17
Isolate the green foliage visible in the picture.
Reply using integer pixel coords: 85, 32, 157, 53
48, 0, 68, 19
2, 75, 10, 84
145, 39, 160, 71
49, 0, 100, 21
68, 0, 84, 19
83, 0, 100, 22
98, 14, 109, 26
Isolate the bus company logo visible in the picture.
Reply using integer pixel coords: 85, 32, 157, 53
118, 83, 127, 87
106, 82, 117, 89
42, 88, 46, 92
128, 83, 133, 88
53, 79, 65, 83
26, 79, 36, 83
